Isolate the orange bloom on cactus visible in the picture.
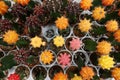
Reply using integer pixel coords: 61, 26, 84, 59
114, 29, 120, 42
92, 6, 106, 21
3, 30, 19, 44
53, 72, 68, 80
97, 41, 112, 55
102, 0, 114, 6
80, 66, 95, 80
40, 50, 54, 65
0, 1, 8, 15
78, 18, 92, 32
80, 0, 92, 10
111, 67, 120, 80
17, 0, 30, 6
105, 20, 118, 32
55, 16, 69, 30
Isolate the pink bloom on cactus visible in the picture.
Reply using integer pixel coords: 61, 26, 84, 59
70, 38, 82, 51
58, 53, 71, 68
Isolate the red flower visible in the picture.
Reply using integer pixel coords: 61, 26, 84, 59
8, 73, 20, 80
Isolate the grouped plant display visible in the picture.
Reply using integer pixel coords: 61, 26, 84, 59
0, 0, 120, 79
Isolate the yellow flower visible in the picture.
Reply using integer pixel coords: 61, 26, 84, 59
71, 74, 82, 80
80, 66, 95, 80
53, 72, 68, 80
55, 16, 69, 30
40, 50, 54, 64
105, 20, 118, 32
92, 7, 106, 21
111, 67, 120, 80
97, 41, 112, 55
3, 30, 19, 44
98, 55, 115, 70
78, 18, 92, 32
102, 0, 114, 6
53, 36, 65, 47
114, 29, 120, 42
30, 36, 46, 48
80, 0, 92, 10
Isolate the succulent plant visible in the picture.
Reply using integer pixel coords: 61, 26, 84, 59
25, 15, 41, 28
65, 1, 81, 24
65, 1, 81, 17
33, 4, 44, 16
11, 4, 27, 18
43, 0, 63, 12
12, 48, 30, 64
25, 15, 42, 36
0, 19, 12, 34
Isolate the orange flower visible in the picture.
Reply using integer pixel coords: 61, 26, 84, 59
80, 0, 92, 10
17, 0, 30, 6
55, 16, 69, 30
80, 66, 95, 80
92, 7, 106, 21
78, 18, 92, 32
97, 41, 112, 55
40, 50, 54, 65
102, 0, 114, 6
111, 67, 120, 80
53, 72, 68, 80
105, 20, 118, 32
3, 30, 19, 44
114, 29, 120, 42
0, 1, 8, 15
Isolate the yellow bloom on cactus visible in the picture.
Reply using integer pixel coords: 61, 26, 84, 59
80, 66, 95, 80
3, 30, 19, 44
102, 0, 114, 6
114, 29, 120, 42
92, 7, 106, 21
53, 72, 68, 80
111, 67, 120, 80
71, 74, 82, 80
78, 18, 92, 32
80, 0, 92, 10
55, 16, 69, 30
105, 20, 118, 32
98, 55, 115, 70
30, 36, 46, 48
97, 41, 112, 55
40, 50, 54, 64
53, 36, 65, 47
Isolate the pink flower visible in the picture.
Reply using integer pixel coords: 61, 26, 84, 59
58, 53, 71, 68
70, 38, 82, 51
